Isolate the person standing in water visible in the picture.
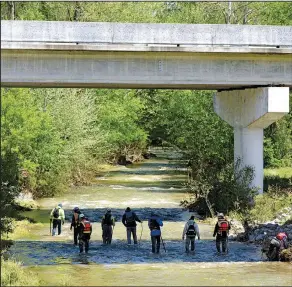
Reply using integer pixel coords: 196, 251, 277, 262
148, 212, 163, 253
70, 207, 81, 246
49, 203, 65, 236
182, 215, 200, 253
213, 213, 230, 254
101, 209, 115, 244
79, 214, 92, 254
122, 207, 142, 245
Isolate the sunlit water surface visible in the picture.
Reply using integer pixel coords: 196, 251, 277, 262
9, 148, 292, 285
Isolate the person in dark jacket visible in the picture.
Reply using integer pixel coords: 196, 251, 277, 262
101, 209, 115, 244
78, 214, 92, 254
148, 212, 163, 253
213, 213, 230, 254
70, 207, 81, 246
267, 232, 289, 261
122, 207, 142, 245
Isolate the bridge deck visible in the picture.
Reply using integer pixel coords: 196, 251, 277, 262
2, 21, 292, 47
1, 21, 292, 90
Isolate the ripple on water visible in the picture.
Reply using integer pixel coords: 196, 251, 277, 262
9, 239, 265, 266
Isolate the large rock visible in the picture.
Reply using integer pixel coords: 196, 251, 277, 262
265, 223, 278, 229
228, 235, 237, 241
255, 234, 266, 241
117, 155, 132, 166
249, 235, 256, 243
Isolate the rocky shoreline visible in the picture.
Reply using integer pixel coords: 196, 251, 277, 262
228, 206, 292, 261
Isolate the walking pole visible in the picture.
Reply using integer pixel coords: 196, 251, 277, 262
161, 236, 166, 253
139, 222, 143, 243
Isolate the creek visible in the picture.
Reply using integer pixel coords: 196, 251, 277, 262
8, 148, 292, 286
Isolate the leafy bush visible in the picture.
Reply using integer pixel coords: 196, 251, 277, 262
183, 158, 257, 216
0, 184, 20, 236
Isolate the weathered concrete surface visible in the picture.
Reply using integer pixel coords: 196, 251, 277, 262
214, 87, 290, 128
1, 21, 292, 89
2, 21, 292, 47
214, 87, 290, 193
2, 50, 292, 89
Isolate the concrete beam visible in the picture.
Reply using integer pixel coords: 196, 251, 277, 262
214, 87, 290, 128
214, 87, 290, 193
3, 42, 292, 54
2, 50, 292, 89
2, 21, 292, 47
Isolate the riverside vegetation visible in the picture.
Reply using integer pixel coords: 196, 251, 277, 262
1, 2, 292, 285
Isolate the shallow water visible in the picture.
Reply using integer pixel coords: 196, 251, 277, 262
9, 148, 292, 286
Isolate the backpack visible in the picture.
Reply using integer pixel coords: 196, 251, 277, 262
186, 223, 196, 236
125, 212, 135, 224
53, 208, 59, 219
218, 220, 229, 233
82, 220, 91, 234
104, 214, 113, 225
270, 238, 281, 248
149, 218, 160, 230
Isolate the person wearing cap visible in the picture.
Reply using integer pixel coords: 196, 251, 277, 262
70, 207, 81, 245
148, 212, 163, 253
182, 215, 200, 253
122, 207, 142, 245
78, 214, 92, 254
101, 209, 115, 244
266, 232, 289, 261
213, 213, 230, 254
49, 203, 65, 236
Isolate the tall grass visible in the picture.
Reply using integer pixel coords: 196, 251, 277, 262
3, 220, 44, 241
1, 258, 41, 286
264, 167, 292, 178
249, 192, 292, 223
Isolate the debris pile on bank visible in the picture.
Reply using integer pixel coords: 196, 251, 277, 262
228, 206, 292, 244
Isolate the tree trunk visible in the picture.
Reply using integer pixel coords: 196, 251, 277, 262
204, 191, 215, 218
7, 1, 15, 20
73, 2, 82, 21
227, 1, 232, 24
243, 5, 248, 24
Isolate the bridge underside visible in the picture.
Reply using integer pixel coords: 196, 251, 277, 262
2, 47, 292, 90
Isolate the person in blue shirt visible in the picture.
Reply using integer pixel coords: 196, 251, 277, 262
148, 212, 163, 253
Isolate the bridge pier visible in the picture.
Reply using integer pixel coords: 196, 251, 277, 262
214, 87, 290, 193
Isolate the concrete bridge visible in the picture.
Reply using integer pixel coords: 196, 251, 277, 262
1, 20, 291, 192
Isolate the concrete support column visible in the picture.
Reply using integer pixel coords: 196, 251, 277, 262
214, 87, 289, 193
234, 127, 264, 192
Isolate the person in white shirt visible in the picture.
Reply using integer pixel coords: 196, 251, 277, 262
182, 215, 200, 253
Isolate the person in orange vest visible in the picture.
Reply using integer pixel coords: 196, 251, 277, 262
213, 213, 230, 254
70, 207, 81, 246
78, 214, 92, 254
